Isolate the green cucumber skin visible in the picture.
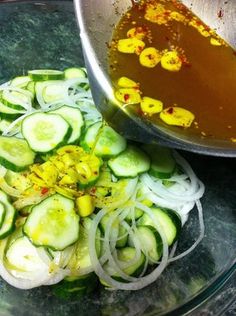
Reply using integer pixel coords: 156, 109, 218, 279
52, 273, 98, 299
1, 99, 25, 111
158, 208, 182, 244
0, 215, 16, 240
0, 113, 21, 120
28, 70, 65, 81
0, 156, 31, 172
0, 200, 17, 240
0, 205, 6, 229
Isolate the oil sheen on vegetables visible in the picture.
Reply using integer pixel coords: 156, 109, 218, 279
109, 0, 236, 143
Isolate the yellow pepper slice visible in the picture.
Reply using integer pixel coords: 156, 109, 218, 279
76, 195, 94, 217
140, 96, 163, 115
139, 47, 161, 68
117, 38, 145, 54
160, 107, 195, 128
161, 51, 182, 72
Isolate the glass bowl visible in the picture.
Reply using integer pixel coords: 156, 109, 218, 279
0, 1, 235, 315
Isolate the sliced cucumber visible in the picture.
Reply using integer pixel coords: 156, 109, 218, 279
67, 217, 101, 273
10, 76, 31, 88
100, 212, 128, 248
64, 67, 86, 79
93, 126, 127, 157
0, 202, 6, 229
35, 80, 65, 104
104, 247, 145, 279
21, 112, 71, 153
0, 136, 35, 171
42, 82, 66, 103
23, 194, 79, 251
80, 121, 102, 152
129, 225, 162, 264
0, 190, 16, 239
125, 208, 144, 222
52, 273, 98, 299
5, 236, 47, 273
50, 105, 84, 144
1, 89, 33, 111
108, 145, 150, 178
142, 144, 176, 179
138, 207, 182, 245
28, 69, 65, 81
0, 101, 25, 119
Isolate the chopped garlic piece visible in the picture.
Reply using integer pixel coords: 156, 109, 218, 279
141, 97, 163, 114
127, 27, 147, 40
161, 51, 182, 72
115, 88, 141, 104
118, 76, 138, 88
210, 38, 222, 46
117, 38, 145, 54
139, 47, 162, 68
160, 107, 195, 127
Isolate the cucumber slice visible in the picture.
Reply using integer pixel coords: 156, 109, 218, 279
21, 112, 71, 153
0, 190, 16, 239
28, 69, 65, 81
23, 194, 79, 251
5, 236, 48, 273
64, 67, 86, 79
80, 121, 102, 152
35, 80, 66, 104
67, 217, 101, 273
138, 207, 182, 245
42, 82, 66, 103
93, 126, 127, 157
100, 213, 128, 248
104, 247, 145, 278
108, 145, 150, 178
51, 105, 84, 144
1, 89, 33, 111
0, 136, 35, 171
125, 208, 143, 222
129, 225, 162, 264
142, 144, 176, 179
10, 76, 31, 88
52, 273, 98, 299
0, 202, 6, 229
0, 101, 25, 119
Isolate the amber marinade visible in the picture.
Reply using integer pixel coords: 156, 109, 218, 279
109, 0, 236, 143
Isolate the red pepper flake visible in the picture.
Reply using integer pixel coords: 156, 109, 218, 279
137, 107, 144, 116
41, 187, 49, 195
218, 9, 224, 18
90, 187, 97, 194
124, 94, 130, 102
167, 107, 174, 114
